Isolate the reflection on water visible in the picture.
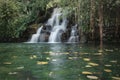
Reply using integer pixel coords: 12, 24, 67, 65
0, 43, 120, 80
49, 44, 65, 80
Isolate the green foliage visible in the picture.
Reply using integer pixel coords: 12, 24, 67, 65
0, 0, 119, 41
0, 0, 49, 40
0, 0, 20, 38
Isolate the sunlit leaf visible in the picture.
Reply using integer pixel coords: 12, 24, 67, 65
87, 75, 98, 80
104, 69, 112, 72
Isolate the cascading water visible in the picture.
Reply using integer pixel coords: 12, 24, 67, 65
68, 24, 79, 43
28, 8, 80, 43
48, 8, 67, 43
29, 26, 43, 43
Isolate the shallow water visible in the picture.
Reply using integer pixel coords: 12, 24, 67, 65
0, 43, 120, 80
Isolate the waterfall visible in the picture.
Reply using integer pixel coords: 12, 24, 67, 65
28, 8, 80, 43
48, 8, 67, 43
68, 24, 79, 43
29, 26, 43, 43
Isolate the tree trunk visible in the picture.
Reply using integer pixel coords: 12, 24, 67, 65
115, 6, 120, 41
90, 0, 95, 40
98, 0, 103, 46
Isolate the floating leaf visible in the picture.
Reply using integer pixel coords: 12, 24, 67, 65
12, 56, 17, 59
64, 52, 69, 54
94, 53, 102, 56
74, 52, 78, 54
44, 52, 49, 54
105, 64, 112, 67
104, 69, 112, 72
16, 66, 24, 69
112, 77, 120, 80
3, 62, 12, 65
82, 53, 89, 54
8, 72, 17, 75
105, 49, 114, 52
85, 65, 92, 68
87, 75, 98, 79
30, 56, 33, 59
83, 58, 90, 61
88, 62, 99, 66
46, 57, 50, 60
68, 57, 78, 60
98, 50, 103, 53
49, 72, 53, 76
49, 51, 53, 54
33, 55, 37, 58
82, 71, 93, 75
110, 60, 117, 63
68, 57, 73, 60
52, 59, 57, 61
80, 47, 82, 48
37, 61, 48, 65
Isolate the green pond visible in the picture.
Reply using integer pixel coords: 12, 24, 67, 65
0, 43, 120, 80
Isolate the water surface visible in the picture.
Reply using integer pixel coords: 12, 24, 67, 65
0, 43, 120, 80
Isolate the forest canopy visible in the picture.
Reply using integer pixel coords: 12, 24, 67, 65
0, 0, 120, 42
